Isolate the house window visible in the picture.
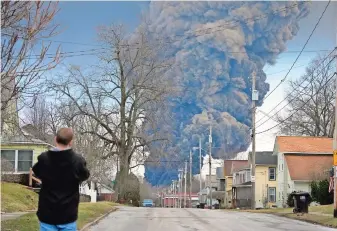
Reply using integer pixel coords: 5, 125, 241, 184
269, 187, 276, 203
1, 150, 33, 173
18, 150, 33, 172
1, 150, 16, 171
269, 167, 276, 181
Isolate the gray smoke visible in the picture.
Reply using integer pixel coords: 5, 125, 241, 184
144, 1, 310, 185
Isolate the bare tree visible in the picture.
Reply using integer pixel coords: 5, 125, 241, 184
49, 23, 173, 201
277, 53, 336, 137
1, 1, 60, 132
22, 97, 118, 184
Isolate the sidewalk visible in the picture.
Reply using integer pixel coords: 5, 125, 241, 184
1, 212, 31, 221
309, 211, 331, 217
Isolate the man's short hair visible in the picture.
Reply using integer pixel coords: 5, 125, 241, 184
56, 128, 73, 145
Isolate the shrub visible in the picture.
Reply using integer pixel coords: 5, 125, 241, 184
287, 193, 294, 207
310, 179, 333, 205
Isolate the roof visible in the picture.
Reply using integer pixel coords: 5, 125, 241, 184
1, 124, 55, 148
285, 155, 332, 181
249, 151, 277, 165
97, 183, 114, 192
1, 134, 53, 147
275, 136, 333, 154
224, 160, 248, 176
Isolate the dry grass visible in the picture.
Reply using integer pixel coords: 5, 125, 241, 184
1, 182, 39, 212
309, 204, 333, 215
239, 204, 337, 228
1, 202, 118, 231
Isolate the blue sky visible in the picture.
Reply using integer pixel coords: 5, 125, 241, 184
51, 2, 149, 66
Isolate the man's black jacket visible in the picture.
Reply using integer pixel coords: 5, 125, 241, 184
32, 149, 90, 225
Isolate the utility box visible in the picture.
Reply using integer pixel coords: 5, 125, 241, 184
252, 90, 259, 101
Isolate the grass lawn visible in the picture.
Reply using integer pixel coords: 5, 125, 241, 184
238, 204, 337, 228
1, 182, 39, 213
1, 202, 118, 231
285, 213, 337, 228
309, 204, 333, 215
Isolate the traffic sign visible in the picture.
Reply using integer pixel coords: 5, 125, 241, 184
334, 150, 337, 166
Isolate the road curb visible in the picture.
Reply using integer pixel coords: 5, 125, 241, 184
79, 207, 118, 231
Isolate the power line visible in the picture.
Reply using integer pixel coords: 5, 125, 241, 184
23, 48, 331, 60
255, 57, 335, 130
265, 64, 307, 76
255, 50, 336, 127
256, 72, 337, 135
4, 2, 325, 68
2, 2, 307, 50
262, 0, 331, 101
137, 2, 308, 48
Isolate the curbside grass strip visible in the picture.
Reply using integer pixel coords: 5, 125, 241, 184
79, 207, 118, 231
228, 208, 337, 228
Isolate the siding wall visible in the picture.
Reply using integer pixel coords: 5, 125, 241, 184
277, 152, 286, 207
255, 165, 277, 209
294, 182, 311, 193
1, 143, 49, 165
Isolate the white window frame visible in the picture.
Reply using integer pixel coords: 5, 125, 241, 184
269, 167, 276, 181
268, 187, 276, 203
1, 149, 34, 174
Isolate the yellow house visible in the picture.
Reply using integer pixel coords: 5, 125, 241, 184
1, 132, 54, 184
251, 152, 277, 208
232, 151, 277, 209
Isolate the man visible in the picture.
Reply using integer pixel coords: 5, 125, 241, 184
33, 128, 90, 231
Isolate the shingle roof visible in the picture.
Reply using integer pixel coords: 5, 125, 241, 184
249, 151, 277, 165
275, 136, 332, 153
285, 154, 332, 181
224, 160, 248, 176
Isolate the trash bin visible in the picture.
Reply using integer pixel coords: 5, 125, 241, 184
290, 192, 311, 214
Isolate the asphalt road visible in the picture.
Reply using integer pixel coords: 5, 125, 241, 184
88, 206, 336, 231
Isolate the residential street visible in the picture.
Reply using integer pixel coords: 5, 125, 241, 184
88, 206, 335, 231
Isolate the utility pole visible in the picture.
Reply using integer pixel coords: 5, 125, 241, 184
178, 168, 183, 208
174, 181, 177, 208
184, 160, 187, 208
189, 149, 192, 208
333, 30, 337, 218
172, 180, 175, 208
178, 172, 181, 208
199, 137, 202, 194
251, 71, 257, 210
208, 124, 212, 209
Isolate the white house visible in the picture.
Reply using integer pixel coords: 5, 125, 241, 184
273, 136, 333, 208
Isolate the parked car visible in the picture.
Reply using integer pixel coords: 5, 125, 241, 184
191, 201, 198, 208
142, 199, 154, 207
204, 199, 220, 209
